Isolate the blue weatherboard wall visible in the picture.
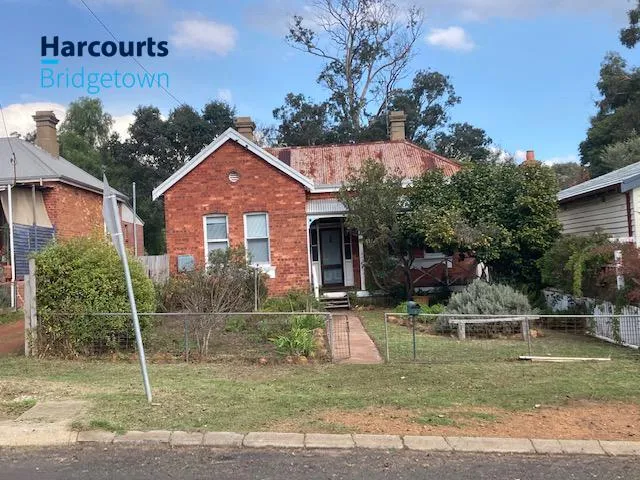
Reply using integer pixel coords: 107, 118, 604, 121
12, 223, 55, 278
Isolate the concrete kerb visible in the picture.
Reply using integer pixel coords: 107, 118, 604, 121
2, 426, 640, 456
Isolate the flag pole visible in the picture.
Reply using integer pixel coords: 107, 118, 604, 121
103, 176, 152, 403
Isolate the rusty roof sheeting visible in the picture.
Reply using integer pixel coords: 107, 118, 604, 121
266, 140, 460, 185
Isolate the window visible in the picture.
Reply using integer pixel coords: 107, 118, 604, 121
343, 229, 352, 260
311, 228, 319, 262
245, 213, 270, 264
204, 215, 228, 259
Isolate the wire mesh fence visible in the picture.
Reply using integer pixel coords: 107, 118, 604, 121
35, 311, 347, 363
0, 281, 16, 311
380, 313, 640, 364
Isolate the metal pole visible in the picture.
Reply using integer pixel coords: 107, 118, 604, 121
184, 316, 190, 363
526, 317, 532, 356
384, 313, 390, 362
132, 182, 138, 257
109, 191, 152, 403
254, 268, 258, 312
7, 184, 15, 309
412, 314, 417, 361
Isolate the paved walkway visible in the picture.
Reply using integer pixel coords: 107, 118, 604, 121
332, 313, 382, 364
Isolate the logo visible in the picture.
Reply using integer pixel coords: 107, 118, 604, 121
40, 36, 170, 94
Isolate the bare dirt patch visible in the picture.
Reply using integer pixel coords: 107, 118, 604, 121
0, 321, 24, 355
293, 402, 640, 440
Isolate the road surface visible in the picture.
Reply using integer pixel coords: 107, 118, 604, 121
0, 446, 637, 479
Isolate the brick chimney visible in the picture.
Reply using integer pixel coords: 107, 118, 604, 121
523, 150, 538, 165
33, 111, 60, 157
234, 116, 256, 142
389, 110, 406, 141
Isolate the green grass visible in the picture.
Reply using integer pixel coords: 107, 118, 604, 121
0, 312, 637, 432
362, 311, 639, 363
0, 397, 36, 419
0, 310, 22, 325
0, 352, 638, 432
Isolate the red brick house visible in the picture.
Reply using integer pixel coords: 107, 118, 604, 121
153, 112, 478, 297
0, 111, 143, 306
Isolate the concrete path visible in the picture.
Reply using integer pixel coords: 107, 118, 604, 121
333, 314, 382, 364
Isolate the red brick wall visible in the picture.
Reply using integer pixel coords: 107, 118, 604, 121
164, 140, 310, 294
42, 183, 103, 240
122, 221, 144, 254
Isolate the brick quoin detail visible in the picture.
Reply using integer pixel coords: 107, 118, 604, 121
42, 183, 104, 240
164, 140, 310, 294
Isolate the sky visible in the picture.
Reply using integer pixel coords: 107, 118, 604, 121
0, 0, 639, 164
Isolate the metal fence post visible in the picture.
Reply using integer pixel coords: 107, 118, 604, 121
184, 316, 190, 363
412, 314, 417, 361
384, 313, 390, 362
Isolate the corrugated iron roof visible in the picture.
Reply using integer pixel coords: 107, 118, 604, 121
266, 140, 460, 184
0, 137, 125, 198
558, 161, 640, 201
306, 198, 347, 215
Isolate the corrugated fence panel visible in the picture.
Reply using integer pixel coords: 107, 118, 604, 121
12, 223, 55, 278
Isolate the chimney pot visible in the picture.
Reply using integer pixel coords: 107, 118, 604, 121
234, 116, 256, 142
525, 150, 535, 162
33, 110, 60, 157
389, 110, 406, 141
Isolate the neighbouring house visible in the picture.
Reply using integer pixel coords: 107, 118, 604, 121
557, 161, 640, 245
153, 111, 478, 298
0, 111, 143, 306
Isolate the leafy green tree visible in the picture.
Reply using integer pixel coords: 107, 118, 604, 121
287, 0, 422, 130
601, 135, 640, 172
59, 131, 102, 177
451, 162, 561, 286
434, 122, 492, 163
337, 159, 420, 297
202, 100, 235, 136
60, 97, 113, 147
273, 93, 331, 146
620, 0, 640, 48
580, 53, 640, 176
551, 162, 588, 190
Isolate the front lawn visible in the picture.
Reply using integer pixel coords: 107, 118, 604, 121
358, 310, 639, 363
0, 349, 638, 433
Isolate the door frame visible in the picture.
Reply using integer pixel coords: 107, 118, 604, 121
320, 226, 344, 286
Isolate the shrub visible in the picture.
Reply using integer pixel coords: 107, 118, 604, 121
445, 280, 533, 315
439, 280, 534, 335
291, 314, 324, 330
35, 236, 155, 356
393, 301, 445, 315
271, 327, 315, 356
262, 289, 322, 312
538, 232, 613, 298
156, 246, 268, 356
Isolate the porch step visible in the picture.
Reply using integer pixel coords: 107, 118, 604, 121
320, 292, 351, 310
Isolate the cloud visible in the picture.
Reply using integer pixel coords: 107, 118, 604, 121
425, 26, 475, 52
0, 102, 66, 137
542, 153, 579, 166
67, 0, 168, 14
111, 114, 136, 139
216, 89, 233, 104
171, 18, 237, 56
1, 102, 135, 140
414, 0, 625, 22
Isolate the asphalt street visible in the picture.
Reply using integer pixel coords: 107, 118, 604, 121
0, 446, 638, 479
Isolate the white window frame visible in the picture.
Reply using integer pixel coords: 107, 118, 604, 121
203, 214, 229, 264
244, 212, 271, 266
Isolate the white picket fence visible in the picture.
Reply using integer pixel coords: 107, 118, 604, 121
543, 289, 640, 349
137, 254, 169, 283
